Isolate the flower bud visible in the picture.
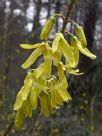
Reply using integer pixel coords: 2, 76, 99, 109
40, 16, 56, 40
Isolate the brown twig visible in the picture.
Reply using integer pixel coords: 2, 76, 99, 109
61, 0, 78, 33
3, 118, 15, 136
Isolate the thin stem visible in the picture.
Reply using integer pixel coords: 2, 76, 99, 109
53, 14, 65, 21
61, 0, 77, 33
3, 118, 15, 136
65, 31, 72, 35
67, 19, 77, 25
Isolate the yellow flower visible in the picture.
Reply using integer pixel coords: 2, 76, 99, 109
48, 75, 72, 108
39, 93, 51, 117
52, 32, 76, 68
21, 42, 53, 78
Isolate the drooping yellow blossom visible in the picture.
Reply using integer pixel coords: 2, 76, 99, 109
52, 32, 76, 68
13, 14, 97, 130
74, 36, 96, 59
21, 42, 53, 73
13, 89, 23, 111
48, 76, 72, 108
69, 33, 79, 68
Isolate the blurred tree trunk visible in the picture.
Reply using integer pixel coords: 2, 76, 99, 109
80, 0, 98, 72
78, 0, 100, 135
31, 0, 42, 43
55, 0, 60, 31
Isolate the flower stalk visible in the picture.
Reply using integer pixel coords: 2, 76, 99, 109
61, 0, 77, 33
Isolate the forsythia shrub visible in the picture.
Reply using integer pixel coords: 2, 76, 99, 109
13, 15, 96, 129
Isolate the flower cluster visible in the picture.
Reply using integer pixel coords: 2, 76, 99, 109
13, 15, 96, 129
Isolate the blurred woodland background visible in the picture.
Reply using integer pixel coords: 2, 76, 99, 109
0, 0, 102, 136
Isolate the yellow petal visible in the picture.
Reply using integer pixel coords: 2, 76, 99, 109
30, 87, 37, 110
34, 63, 45, 79
40, 93, 51, 117
40, 16, 56, 40
76, 40, 96, 59
84, 48, 97, 59
57, 88, 72, 102
68, 69, 83, 75
50, 86, 63, 107
51, 90, 63, 107
52, 33, 62, 53
59, 34, 75, 68
21, 87, 32, 101
75, 24, 87, 48
51, 76, 72, 103
22, 97, 32, 117
57, 64, 68, 89
54, 83, 72, 102
20, 42, 47, 49
49, 79, 64, 107
44, 59, 52, 77
14, 109, 24, 130
14, 88, 24, 110
65, 63, 83, 75
43, 45, 52, 77
37, 76, 48, 92
50, 85, 71, 107
52, 47, 62, 66
21, 74, 33, 100
21, 47, 44, 69
70, 35, 79, 67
